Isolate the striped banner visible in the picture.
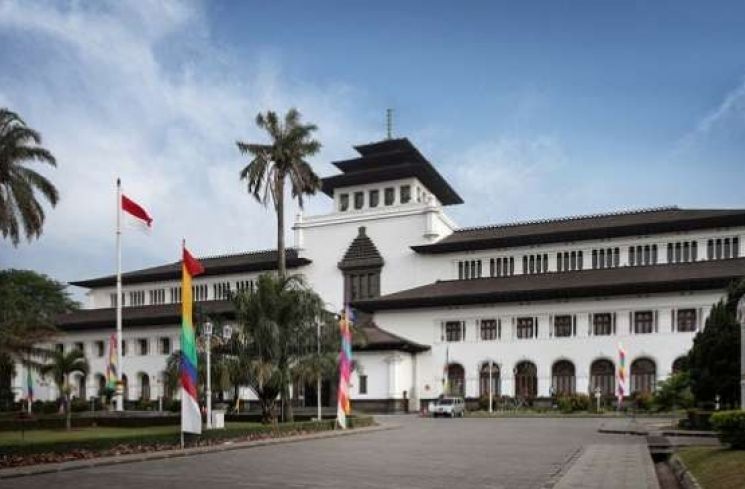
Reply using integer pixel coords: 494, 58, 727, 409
617, 342, 627, 407
181, 245, 204, 434
105, 333, 118, 390
336, 306, 353, 429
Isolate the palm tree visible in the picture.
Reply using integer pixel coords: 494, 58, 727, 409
237, 109, 321, 278
41, 349, 89, 430
0, 108, 59, 246
233, 273, 337, 423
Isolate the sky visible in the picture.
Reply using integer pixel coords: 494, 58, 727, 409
1, 0, 744, 292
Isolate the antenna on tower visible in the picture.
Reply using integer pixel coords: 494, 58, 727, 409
386, 108, 393, 140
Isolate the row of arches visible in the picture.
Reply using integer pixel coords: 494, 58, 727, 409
446, 357, 684, 398
70, 372, 165, 400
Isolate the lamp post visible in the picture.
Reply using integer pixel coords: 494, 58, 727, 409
738, 297, 745, 410
204, 321, 213, 429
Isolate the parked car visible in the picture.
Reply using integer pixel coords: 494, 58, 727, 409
431, 397, 465, 417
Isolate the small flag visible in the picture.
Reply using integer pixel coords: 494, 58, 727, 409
122, 194, 153, 230
106, 334, 118, 390
336, 306, 353, 429
617, 342, 627, 407
26, 367, 33, 402
181, 245, 204, 434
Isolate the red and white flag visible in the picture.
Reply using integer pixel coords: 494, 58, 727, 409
121, 194, 153, 231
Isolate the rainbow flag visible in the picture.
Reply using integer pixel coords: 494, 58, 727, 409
181, 245, 204, 434
336, 306, 353, 429
105, 333, 118, 390
617, 342, 627, 407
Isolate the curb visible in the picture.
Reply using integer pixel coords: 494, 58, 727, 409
597, 428, 649, 436
660, 430, 718, 439
0, 424, 396, 479
668, 454, 704, 489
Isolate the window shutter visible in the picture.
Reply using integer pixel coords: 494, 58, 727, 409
511, 317, 516, 340
462, 321, 466, 342
549, 314, 553, 337
498, 319, 502, 340
629, 311, 633, 334
588, 313, 593, 336
572, 315, 577, 336
534, 316, 539, 338
654, 310, 658, 333
697, 307, 703, 331
671, 309, 676, 332
612, 312, 617, 334
440, 321, 445, 342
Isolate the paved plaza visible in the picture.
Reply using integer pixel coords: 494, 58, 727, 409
0, 416, 656, 489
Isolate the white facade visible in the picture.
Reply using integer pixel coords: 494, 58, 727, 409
13, 138, 745, 411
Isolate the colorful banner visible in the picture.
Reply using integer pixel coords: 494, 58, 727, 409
336, 306, 353, 429
181, 245, 204, 434
617, 342, 627, 407
106, 333, 118, 390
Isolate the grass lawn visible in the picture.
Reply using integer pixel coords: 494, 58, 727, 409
0, 422, 261, 448
677, 446, 745, 489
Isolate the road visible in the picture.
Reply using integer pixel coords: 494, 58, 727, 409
1, 416, 647, 489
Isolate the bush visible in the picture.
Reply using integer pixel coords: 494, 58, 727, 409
710, 411, 745, 449
557, 394, 591, 413
653, 372, 694, 411
684, 409, 714, 430
632, 391, 654, 412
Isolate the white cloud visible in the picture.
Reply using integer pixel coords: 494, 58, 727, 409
0, 0, 377, 285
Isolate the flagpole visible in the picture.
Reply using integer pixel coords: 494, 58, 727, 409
115, 178, 124, 412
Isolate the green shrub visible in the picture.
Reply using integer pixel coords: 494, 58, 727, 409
557, 394, 591, 413
710, 411, 745, 449
653, 372, 693, 411
70, 398, 91, 413
632, 391, 654, 412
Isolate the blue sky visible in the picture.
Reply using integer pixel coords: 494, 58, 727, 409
1, 0, 744, 289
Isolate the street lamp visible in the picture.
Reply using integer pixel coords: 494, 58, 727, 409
738, 297, 745, 410
204, 321, 213, 429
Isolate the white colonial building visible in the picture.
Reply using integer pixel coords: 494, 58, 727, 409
16, 138, 745, 412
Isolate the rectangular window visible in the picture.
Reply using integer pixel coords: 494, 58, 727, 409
55, 343, 64, 353
359, 375, 368, 395
677, 309, 697, 332
369, 189, 379, 208
95, 341, 105, 357
74, 342, 84, 352
339, 193, 349, 211
122, 340, 127, 357
138, 338, 148, 356
480, 319, 498, 340
384, 187, 395, 205
354, 191, 364, 210
593, 313, 613, 336
445, 321, 463, 342
159, 337, 171, 354
400, 185, 411, 204
634, 311, 654, 334
516, 317, 535, 339
554, 315, 573, 337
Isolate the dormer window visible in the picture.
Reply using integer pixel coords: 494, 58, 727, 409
339, 193, 349, 212
400, 185, 411, 204
369, 189, 379, 208
384, 187, 395, 205
354, 191, 364, 210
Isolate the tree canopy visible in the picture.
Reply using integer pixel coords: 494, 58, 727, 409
687, 278, 744, 408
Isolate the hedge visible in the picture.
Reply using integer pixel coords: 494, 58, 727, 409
710, 411, 745, 449
1, 415, 374, 457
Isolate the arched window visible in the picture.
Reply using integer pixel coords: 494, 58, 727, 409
707, 239, 714, 259
675, 242, 682, 263
529, 255, 535, 274
447, 364, 465, 397
644, 245, 651, 265
592, 250, 598, 269
557, 252, 563, 272
683, 242, 690, 262
552, 360, 576, 395
629, 246, 636, 266
691, 241, 698, 261
590, 359, 615, 396
139, 373, 150, 400
122, 374, 129, 401
570, 251, 576, 271
543, 254, 549, 273
614, 248, 620, 267
578, 251, 583, 270
522, 256, 528, 274
631, 358, 656, 394
95, 374, 106, 397
74, 373, 87, 400
652, 244, 658, 264
724, 238, 731, 259
598, 249, 605, 269
716, 239, 722, 259
672, 357, 687, 374
479, 362, 500, 398
514, 361, 537, 399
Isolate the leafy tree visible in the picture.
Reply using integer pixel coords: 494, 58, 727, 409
653, 371, 694, 411
0, 108, 59, 246
236, 109, 322, 278
0, 269, 77, 409
41, 349, 89, 430
687, 278, 744, 408
232, 273, 338, 423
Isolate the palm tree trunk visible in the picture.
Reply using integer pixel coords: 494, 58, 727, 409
276, 177, 286, 279
64, 375, 71, 431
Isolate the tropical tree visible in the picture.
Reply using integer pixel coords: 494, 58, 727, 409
41, 349, 89, 430
0, 108, 59, 246
0, 269, 76, 409
687, 278, 745, 408
236, 109, 322, 278
233, 273, 337, 423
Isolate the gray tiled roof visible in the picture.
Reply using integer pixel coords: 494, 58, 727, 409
338, 227, 384, 270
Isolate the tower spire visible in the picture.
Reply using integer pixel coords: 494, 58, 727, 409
386, 108, 393, 140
